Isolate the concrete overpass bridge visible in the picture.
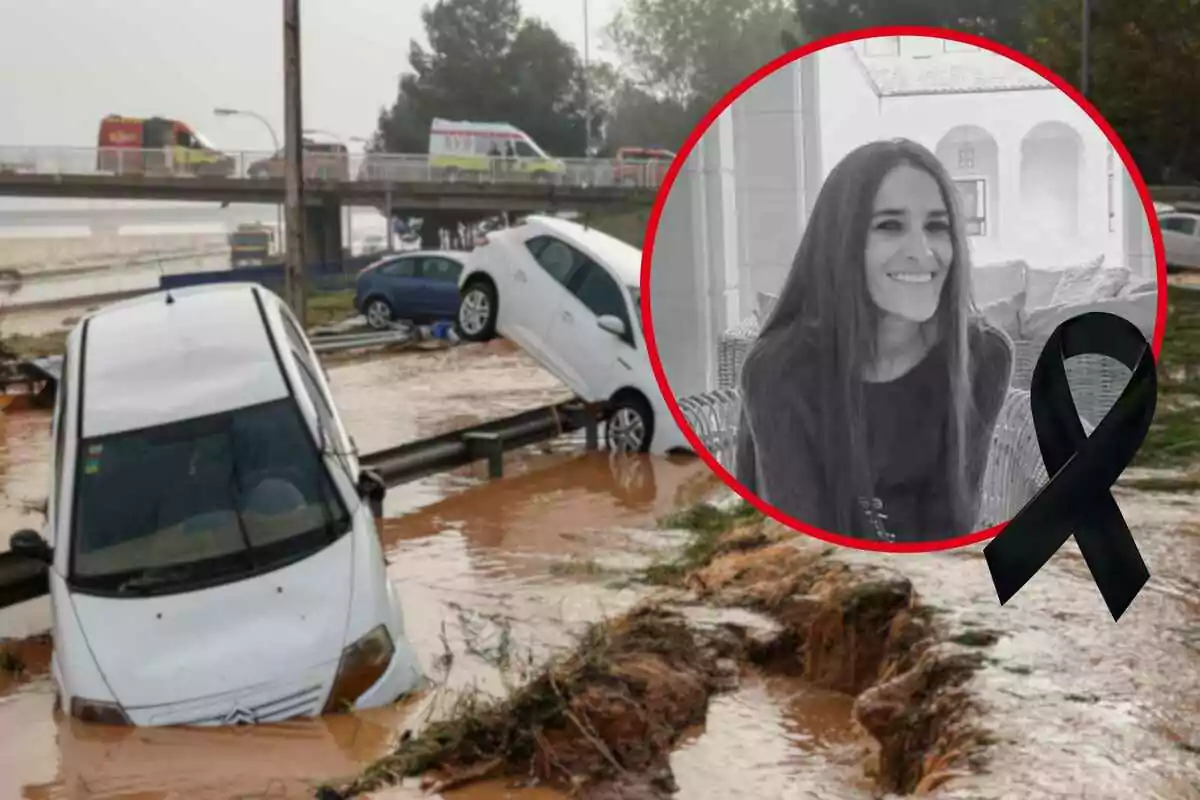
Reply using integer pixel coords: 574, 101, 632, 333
0, 146, 660, 252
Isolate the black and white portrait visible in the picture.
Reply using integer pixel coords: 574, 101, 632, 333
648, 34, 1159, 545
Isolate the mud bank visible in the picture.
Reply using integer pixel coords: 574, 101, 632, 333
330, 505, 987, 799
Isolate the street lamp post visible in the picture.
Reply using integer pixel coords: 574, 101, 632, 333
214, 107, 285, 251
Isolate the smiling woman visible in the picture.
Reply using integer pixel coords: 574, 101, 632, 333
735, 138, 1013, 544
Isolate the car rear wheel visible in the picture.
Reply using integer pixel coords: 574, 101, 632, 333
606, 394, 654, 454
364, 297, 394, 330
457, 280, 497, 341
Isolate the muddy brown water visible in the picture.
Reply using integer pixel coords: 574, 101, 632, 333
2, 343, 1200, 798
0, 342, 871, 799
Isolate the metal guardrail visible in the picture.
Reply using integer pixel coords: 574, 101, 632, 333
0, 398, 602, 611
0, 146, 671, 190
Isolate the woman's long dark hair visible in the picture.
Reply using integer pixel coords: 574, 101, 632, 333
740, 138, 979, 537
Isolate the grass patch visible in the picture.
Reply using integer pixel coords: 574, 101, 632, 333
643, 500, 762, 585
0, 332, 67, 359
1119, 474, 1200, 492
1135, 285, 1200, 468
0, 291, 358, 360
582, 209, 653, 249
548, 559, 618, 579
305, 290, 357, 328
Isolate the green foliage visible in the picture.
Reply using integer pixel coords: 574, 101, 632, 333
605, 0, 802, 150
1023, 0, 1200, 183
375, 0, 600, 157
1134, 285, 1200, 469
795, 0, 1026, 49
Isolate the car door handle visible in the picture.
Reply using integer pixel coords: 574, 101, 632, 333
561, 310, 573, 323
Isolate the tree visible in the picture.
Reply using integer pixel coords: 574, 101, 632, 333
601, 83, 694, 154
1024, 0, 1200, 183
374, 0, 598, 156
794, 0, 1027, 50
607, 0, 802, 141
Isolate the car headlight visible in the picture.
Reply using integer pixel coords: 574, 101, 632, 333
70, 696, 132, 726
322, 624, 395, 714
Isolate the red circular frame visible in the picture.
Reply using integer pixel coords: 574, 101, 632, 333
639, 25, 1168, 554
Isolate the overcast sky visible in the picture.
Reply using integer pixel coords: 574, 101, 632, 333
0, 0, 623, 152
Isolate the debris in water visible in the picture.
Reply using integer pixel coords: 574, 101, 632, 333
335, 606, 747, 799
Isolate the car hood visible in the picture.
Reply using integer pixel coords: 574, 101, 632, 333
69, 535, 355, 709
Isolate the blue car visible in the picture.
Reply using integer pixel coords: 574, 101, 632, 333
354, 251, 466, 330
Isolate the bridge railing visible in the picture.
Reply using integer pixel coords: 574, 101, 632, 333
0, 146, 672, 190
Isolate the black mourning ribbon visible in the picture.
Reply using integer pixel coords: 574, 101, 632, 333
983, 311, 1157, 621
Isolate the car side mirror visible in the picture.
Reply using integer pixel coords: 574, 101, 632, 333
356, 469, 387, 520
10, 529, 53, 564
597, 315, 626, 338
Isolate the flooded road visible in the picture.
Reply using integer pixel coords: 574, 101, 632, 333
0, 252, 231, 326
0, 410, 49, 550
830, 485, 1200, 799
2, 339, 1200, 797
0, 331, 886, 799
2, 446, 774, 800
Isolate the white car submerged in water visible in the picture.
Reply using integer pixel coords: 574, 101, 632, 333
9, 283, 422, 726
454, 215, 691, 455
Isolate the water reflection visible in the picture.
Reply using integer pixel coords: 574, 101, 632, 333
22, 701, 413, 800
3, 452, 734, 800
672, 675, 871, 800
0, 410, 51, 543
833, 487, 1200, 799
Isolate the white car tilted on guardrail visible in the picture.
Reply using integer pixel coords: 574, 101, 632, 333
8, 282, 422, 727
454, 215, 691, 456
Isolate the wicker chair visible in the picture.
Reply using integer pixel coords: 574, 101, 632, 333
1011, 336, 1134, 429
676, 384, 1049, 531
717, 315, 763, 391
700, 305, 1138, 529
716, 316, 759, 391
723, 316, 1135, 429
677, 389, 742, 469
975, 387, 1050, 528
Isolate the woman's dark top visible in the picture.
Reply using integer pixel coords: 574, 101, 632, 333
735, 321, 1013, 543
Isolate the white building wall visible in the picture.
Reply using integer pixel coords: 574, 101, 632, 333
876, 89, 1138, 272
649, 43, 1155, 398
731, 61, 808, 307
816, 44, 882, 185
648, 109, 740, 398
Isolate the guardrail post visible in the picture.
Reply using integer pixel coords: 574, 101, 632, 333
584, 404, 600, 451
463, 431, 504, 479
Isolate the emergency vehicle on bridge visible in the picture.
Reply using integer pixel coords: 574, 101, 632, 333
96, 115, 237, 178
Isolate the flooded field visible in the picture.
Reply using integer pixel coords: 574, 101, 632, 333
1, 337, 1199, 799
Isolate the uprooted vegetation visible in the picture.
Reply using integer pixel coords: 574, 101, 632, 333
327, 501, 991, 799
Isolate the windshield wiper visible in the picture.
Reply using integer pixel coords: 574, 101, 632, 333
116, 564, 204, 594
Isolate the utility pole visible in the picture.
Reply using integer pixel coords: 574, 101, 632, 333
582, 0, 592, 158
283, 0, 307, 326
1081, 0, 1091, 97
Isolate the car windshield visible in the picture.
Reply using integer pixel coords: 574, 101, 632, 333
231, 231, 269, 246
69, 398, 350, 594
193, 130, 218, 150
